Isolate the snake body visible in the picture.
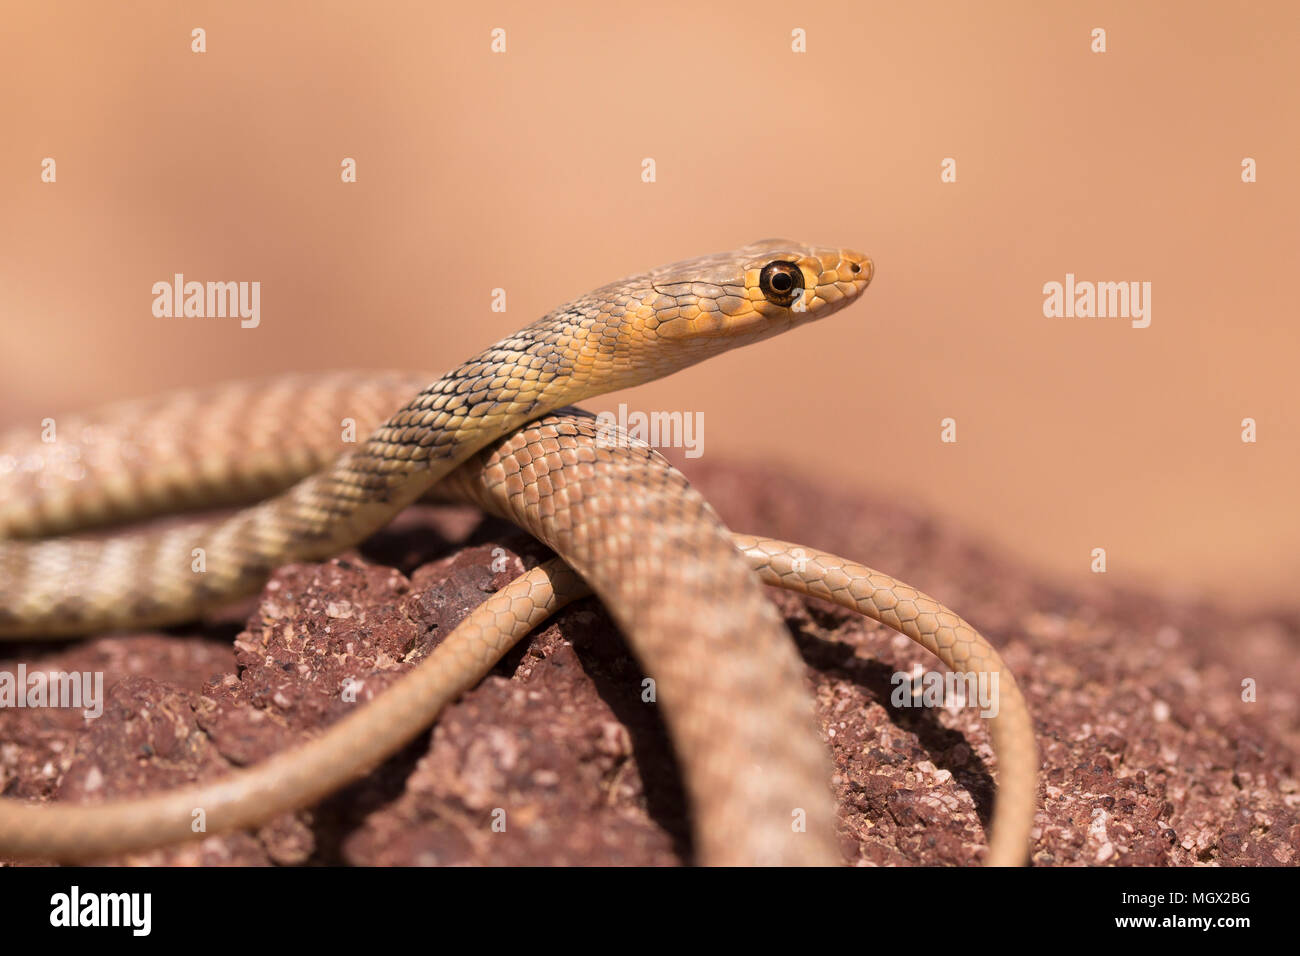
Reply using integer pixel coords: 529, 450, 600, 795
1, 242, 869, 635
0, 241, 1038, 864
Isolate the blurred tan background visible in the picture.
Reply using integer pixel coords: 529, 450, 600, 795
1, 1, 1296, 609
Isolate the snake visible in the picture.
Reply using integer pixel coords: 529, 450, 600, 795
0, 240, 1038, 864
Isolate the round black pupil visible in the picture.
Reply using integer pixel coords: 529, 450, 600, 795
771, 271, 792, 292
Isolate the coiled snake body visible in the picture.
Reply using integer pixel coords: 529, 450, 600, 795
0, 240, 1037, 864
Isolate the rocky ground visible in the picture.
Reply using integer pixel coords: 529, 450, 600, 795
2, 461, 1296, 866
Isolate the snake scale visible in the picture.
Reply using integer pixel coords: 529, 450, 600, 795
0, 240, 1038, 864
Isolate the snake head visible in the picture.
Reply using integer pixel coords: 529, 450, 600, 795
643, 239, 873, 348
543, 240, 873, 398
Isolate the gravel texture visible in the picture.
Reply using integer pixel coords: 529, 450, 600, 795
2, 461, 1295, 866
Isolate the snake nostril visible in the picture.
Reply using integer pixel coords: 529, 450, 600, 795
845, 257, 873, 283
840, 251, 872, 283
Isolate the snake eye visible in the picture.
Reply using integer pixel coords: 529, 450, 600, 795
758, 260, 805, 307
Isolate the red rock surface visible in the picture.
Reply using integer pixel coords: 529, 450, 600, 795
1, 462, 1296, 866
